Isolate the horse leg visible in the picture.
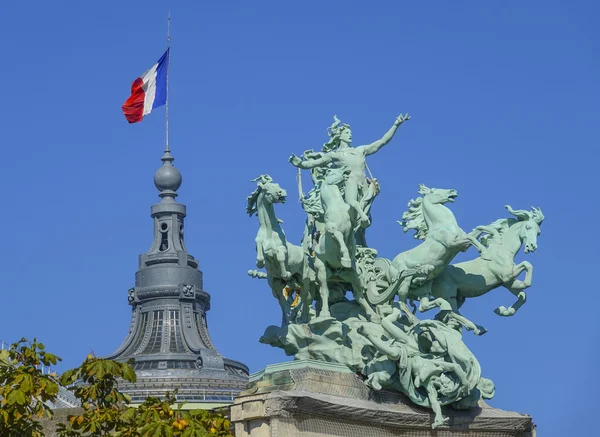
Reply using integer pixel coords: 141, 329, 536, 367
395, 278, 421, 324
432, 279, 469, 332
345, 180, 370, 227
420, 296, 452, 313
399, 301, 421, 326
433, 294, 463, 332
396, 276, 412, 303
314, 257, 331, 318
456, 296, 466, 311
297, 277, 315, 323
276, 246, 291, 280
270, 277, 290, 326
421, 287, 487, 335
328, 228, 352, 268
349, 275, 380, 323
445, 311, 488, 336
437, 286, 487, 335
494, 262, 532, 316
466, 232, 487, 255
494, 279, 528, 317
350, 199, 370, 227
416, 282, 451, 312
513, 261, 533, 288
256, 241, 265, 268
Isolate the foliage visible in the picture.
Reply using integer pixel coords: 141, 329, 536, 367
0, 338, 61, 437
57, 356, 233, 437
120, 393, 233, 437
56, 355, 136, 436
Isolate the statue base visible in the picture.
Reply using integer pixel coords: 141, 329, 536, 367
231, 360, 535, 437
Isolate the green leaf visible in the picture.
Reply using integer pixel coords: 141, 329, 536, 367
139, 422, 173, 437
45, 380, 59, 396
45, 352, 59, 365
122, 364, 137, 383
0, 350, 11, 367
121, 407, 136, 420
60, 368, 79, 386
19, 373, 33, 393
7, 389, 27, 405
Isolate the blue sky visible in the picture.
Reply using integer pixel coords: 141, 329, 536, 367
0, 1, 598, 434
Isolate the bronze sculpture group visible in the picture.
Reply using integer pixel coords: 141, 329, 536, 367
247, 114, 543, 428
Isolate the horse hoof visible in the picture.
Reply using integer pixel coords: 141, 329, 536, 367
369, 313, 382, 324
475, 326, 488, 336
369, 378, 382, 391
494, 306, 512, 317
438, 302, 452, 312
432, 417, 449, 429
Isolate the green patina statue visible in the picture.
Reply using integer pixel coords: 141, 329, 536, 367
430, 205, 544, 332
246, 114, 543, 429
290, 114, 409, 246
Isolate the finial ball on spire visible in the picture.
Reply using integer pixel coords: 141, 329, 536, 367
154, 150, 182, 193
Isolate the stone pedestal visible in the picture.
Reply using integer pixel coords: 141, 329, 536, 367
231, 361, 535, 437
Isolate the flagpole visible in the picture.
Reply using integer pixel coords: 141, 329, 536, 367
165, 12, 171, 153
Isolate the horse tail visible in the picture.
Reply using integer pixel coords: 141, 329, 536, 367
248, 270, 267, 279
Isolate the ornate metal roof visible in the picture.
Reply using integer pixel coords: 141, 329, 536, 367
106, 147, 248, 403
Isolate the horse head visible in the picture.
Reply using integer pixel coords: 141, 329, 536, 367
419, 184, 458, 205
506, 205, 544, 253
324, 166, 351, 188
247, 175, 287, 216
402, 184, 460, 240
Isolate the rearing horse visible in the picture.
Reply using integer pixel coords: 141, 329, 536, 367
367, 184, 474, 313
247, 175, 306, 324
431, 205, 544, 334
312, 166, 378, 320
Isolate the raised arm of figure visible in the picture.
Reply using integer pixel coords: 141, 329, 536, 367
289, 152, 333, 169
361, 114, 410, 156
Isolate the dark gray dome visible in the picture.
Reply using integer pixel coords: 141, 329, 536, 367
107, 145, 249, 405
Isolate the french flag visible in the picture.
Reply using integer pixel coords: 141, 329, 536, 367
121, 49, 169, 123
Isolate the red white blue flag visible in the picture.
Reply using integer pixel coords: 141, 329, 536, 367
121, 49, 169, 123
